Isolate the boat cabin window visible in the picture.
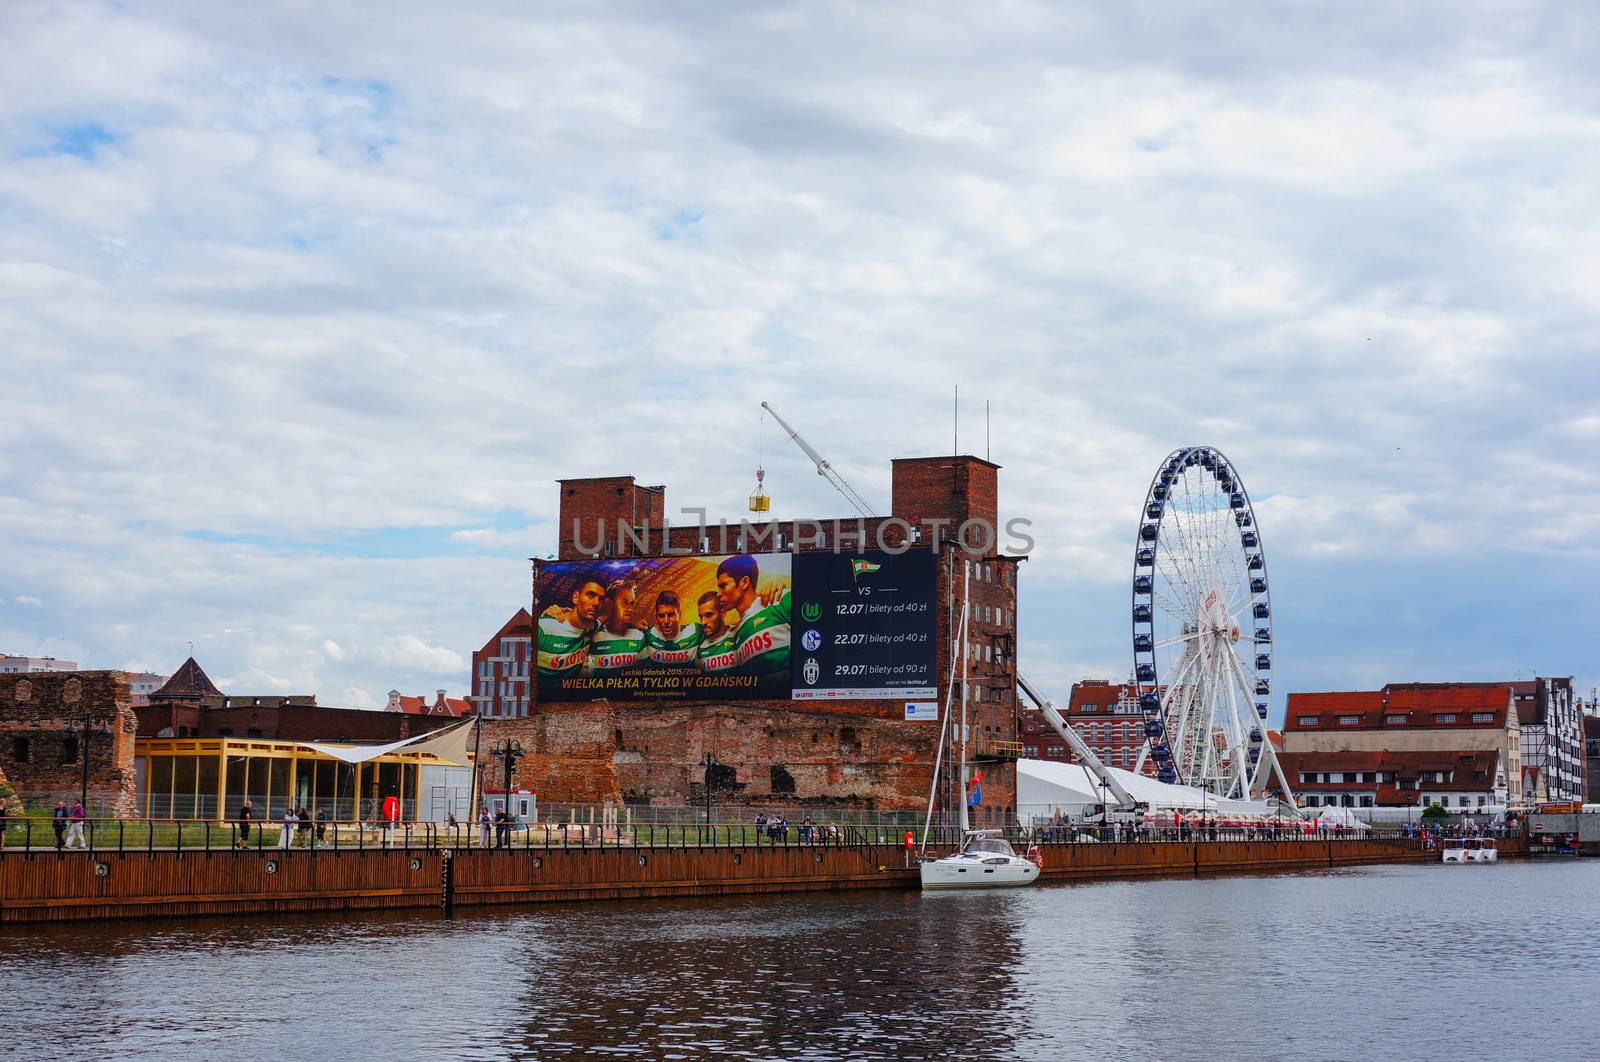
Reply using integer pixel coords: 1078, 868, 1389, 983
965, 838, 1015, 857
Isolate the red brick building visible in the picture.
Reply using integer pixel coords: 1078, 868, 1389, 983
1020, 679, 1150, 772
135, 658, 458, 744
469, 609, 533, 719
1278, 685, 1523, 810
479, 455, 1023, 821
1, 670, 138, 814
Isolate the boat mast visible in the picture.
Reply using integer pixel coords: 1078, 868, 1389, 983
958, 557, 972, 834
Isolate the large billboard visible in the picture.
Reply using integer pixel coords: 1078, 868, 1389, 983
535, 553, 793, 702
789, 550, 937, 700
533, 548, 938, 704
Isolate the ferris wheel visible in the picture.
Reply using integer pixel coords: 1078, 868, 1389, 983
1130, 447, 1293, 801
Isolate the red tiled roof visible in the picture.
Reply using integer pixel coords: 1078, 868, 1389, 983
1284, 685, 1511, 730
1279, 749, 1501, 790
151, 657, 222, 699
393, 694, 473, 717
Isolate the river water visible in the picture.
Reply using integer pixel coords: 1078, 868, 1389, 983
3, 860, 1593, 1061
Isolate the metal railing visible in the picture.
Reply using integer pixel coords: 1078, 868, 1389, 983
0, 813, 1485, 856
0, 816, 965, 855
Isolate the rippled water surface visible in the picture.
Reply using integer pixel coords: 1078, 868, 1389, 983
3, 860, 1594, 1060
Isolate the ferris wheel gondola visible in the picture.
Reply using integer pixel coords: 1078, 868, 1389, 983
1130, 447, 1294, 801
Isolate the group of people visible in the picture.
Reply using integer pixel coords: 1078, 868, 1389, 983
233, 799, 331, 849
475, 805, 519, 848
49, 800, 89, 849
752, 813, 843, 844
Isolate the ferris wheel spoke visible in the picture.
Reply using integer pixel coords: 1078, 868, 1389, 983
1154, 631, 1201, 650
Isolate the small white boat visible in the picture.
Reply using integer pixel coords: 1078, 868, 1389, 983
920, 832, 1039, 890
1442, 838, 1498, 864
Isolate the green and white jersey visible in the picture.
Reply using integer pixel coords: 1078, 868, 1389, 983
537, 615, 592, 676
696, 626, 741, 673
733, 589, 791, 675
587, 626, 648, 672
643, 623, 701, 666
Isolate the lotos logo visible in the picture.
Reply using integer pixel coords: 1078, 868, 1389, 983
800, 600, 822, 622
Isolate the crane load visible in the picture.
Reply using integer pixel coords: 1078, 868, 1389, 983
748, 467, 770, 512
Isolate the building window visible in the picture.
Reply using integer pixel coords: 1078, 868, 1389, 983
11, 737, 30, 762
1298, 716, 1319, 727
1337, 715, 1360, 726
1436, 714, 1457, 724
61, 735, 79, 764
1471, 713, 1493, 723
1385, 714, 1406, 724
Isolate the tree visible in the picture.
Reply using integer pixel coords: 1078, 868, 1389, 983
1421, 803, 1450, 821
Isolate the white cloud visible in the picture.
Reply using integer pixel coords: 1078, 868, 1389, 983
0, 2, 1595, 704
375, 636, 466, 677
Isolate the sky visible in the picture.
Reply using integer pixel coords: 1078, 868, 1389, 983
1, 2, 1596, 715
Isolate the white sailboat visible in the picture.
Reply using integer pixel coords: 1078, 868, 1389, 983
919, 557, 1038, 890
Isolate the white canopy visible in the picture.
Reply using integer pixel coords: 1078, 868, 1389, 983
298, 716, 477, 766
1017, 758, 1278, 822
1306, 805, 1370, 831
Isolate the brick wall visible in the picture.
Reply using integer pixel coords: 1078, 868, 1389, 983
517, 455, 1021, 820
0, 671, 137, 815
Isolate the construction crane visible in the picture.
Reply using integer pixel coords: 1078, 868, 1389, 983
761, 401, 879, 518
1016, 672, 1145, 816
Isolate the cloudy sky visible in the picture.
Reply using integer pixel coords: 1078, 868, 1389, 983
2, 2, 1595, 713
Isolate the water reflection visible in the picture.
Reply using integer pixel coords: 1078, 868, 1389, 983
2, 861, 1593, 1061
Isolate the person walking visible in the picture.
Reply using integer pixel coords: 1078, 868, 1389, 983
280, 807, 296, 849
50, 801, 68, 849
65, 800, 88, 850
315, 806, 330, 847
237, 799, 254, 849
478, 806, 492, 848
297, 806, 312, 848
494, 806, 511, 849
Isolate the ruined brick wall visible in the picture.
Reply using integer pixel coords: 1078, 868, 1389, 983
526, 455, 1021, 821
0, 671, 137, 815
480, 707, 622, 805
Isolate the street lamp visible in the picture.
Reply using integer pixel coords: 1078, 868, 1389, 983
65, 714, 114, 811
489, 738, 524, 819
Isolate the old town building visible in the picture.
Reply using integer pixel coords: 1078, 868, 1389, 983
469, 608, 533, 719
1019, 679, 1149, 773
0, 670, 138, 814
1278, 685, 1523, 810
478, 453, 1022, 819
136, 657, 458, 744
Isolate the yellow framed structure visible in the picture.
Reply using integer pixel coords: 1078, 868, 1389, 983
136, 737, 471, 821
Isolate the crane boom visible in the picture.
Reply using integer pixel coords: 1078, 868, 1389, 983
1016, 671, 1144, 813
761, 401, 879, 518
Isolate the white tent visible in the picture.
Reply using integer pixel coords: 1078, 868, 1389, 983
1017, 758, 1277, 822
1306, 805, 1370, 831
297, 716, 477, 766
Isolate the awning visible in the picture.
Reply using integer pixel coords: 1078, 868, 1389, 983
297, 716, 477, 766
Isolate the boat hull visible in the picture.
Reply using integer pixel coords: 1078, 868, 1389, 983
919, 858, 1039, 889
1442, 847, 1498, 863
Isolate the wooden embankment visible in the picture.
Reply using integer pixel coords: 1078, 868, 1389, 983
0, 835, 1523, 925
